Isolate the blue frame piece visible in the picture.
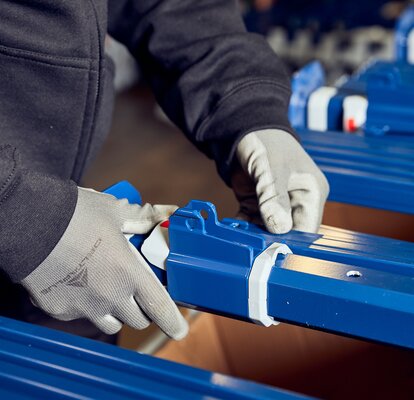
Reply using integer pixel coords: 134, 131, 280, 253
167, 200, 267, 319
297, 128, 414, 214
107, 182, 414, 350
247, 224, 414, 349
342, 61, 414, 136
0, 316, 306, 399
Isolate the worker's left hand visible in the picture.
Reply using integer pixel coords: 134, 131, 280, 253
231, 129, 329, 233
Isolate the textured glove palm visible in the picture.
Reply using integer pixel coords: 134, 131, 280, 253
232, 129, 329, 234
22, 188, 188, 340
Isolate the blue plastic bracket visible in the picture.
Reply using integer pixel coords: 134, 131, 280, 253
167, 200, 278, 322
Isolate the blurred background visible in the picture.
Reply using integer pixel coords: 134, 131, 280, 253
82, 1, 414, 398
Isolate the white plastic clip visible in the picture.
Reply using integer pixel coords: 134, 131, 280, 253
307, 86, 338, 131
248, 243, 292, 327
408, 29, 414, 65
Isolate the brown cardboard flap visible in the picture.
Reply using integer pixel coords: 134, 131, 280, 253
155, 313, 231, 375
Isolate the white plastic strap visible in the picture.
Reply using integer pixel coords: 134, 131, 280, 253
408, 29, 414, 65
307, 86, 338, 131
248, 243, 292, 327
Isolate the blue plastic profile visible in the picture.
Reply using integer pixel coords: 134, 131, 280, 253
297, 128, 414, 214
108, 182, 414, 350
0, 316, 306, 400
395, 5, 414, 62
363, 61, 414, 136
289, 61, 325, 130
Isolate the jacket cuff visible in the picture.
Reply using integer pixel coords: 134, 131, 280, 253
0, 147, 77, 282
196, 80, 298, 185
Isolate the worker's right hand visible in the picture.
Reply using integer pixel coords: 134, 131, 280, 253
21, 188, 188, 340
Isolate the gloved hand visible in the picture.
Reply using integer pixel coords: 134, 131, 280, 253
232, 129, 329, 234
22, 188, 188, 339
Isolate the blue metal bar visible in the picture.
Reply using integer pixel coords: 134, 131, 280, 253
0, 316, 306, 399
108, 182, 414, 350
249, 224, 414, 348
298, 128, 414, 214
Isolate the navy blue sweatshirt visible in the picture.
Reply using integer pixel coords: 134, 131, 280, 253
0, 0, 293, 282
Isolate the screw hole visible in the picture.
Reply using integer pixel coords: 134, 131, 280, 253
347, 270, 362, 278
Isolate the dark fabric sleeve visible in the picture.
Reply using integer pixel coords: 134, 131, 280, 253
0, 145, 77, 282
107, 0, 295, 183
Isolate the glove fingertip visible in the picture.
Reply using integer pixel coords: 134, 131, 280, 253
169, 317, 189, 341
265, 214, 293, 234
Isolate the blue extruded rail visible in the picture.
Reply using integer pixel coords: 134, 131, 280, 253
107, 181, 414, 350
0, 316, 306, 399
298, 128, 414, 214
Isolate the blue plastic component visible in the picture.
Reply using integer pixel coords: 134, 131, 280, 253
395, 5, 414, 62
297, 128, 414, 214
167, 201, 267, 319
105, 181, 142, 205
326, 93, 344, 131
289, 61, 325, 129
109, 181, 414, 349
243, 223, 414, 349
364, 62, 414, 136
0, 316, 306, 399
339, 60, 414, 136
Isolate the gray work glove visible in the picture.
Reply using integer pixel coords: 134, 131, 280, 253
22, 188, 188, 340
232, 129, 329, 234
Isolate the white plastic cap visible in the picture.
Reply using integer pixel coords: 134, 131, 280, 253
343, 95, 368, 133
